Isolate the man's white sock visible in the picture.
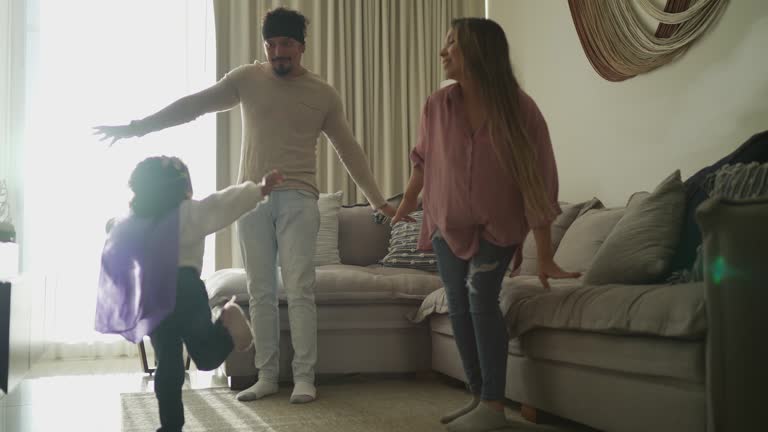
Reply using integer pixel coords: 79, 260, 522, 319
290, 381, 317, 404
236, 379, 278, 402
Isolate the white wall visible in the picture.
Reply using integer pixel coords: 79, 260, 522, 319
487, 0, 768, 206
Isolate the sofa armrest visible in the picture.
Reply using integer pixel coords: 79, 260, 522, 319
696, 196, 768, 431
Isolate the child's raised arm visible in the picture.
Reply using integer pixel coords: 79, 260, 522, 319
181, 170, 284, 239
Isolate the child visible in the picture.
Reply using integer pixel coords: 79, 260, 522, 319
95, 155, 284, 432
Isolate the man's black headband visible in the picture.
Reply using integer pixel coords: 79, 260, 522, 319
262, 22, 305, 45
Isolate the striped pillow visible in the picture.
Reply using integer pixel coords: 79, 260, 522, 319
380, 211, 438, 272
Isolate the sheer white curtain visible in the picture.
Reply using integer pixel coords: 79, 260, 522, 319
25, 0, 216, 359
0, 0, 33, 236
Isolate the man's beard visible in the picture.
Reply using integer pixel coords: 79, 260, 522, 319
272, 60, 291, 77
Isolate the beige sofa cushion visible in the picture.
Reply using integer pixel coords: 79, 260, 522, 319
553, 207, 626, 274
517, 198, 603, 276
504, 276, 705, 339
412, 276, 582, 324
585, 170, 686, 285
206, 265, 443, 307
413, 276, 706, 340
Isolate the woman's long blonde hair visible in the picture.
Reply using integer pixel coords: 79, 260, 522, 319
452, 18, 555, 222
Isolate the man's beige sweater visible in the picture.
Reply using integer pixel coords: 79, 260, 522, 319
134, 62, 386, 208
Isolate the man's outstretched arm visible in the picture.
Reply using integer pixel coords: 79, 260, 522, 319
322, 91, 394, 215
94, 79, 240, 145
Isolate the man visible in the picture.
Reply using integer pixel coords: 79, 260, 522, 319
95, 7, 397, 404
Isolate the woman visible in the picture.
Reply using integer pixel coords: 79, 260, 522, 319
392, 18, 580, 432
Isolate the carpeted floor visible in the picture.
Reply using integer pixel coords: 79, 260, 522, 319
121, 375, 593, 432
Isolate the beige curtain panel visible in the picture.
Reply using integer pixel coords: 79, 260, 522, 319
213, 0, 483, 269
569, 0, 729, 82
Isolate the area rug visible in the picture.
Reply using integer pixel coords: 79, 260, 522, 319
121, 375, 585, 431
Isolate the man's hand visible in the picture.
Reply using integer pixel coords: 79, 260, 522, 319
537, 260, 581, 290
389, 196, 418, 225
93, 124, 139, 146
260, 169, 285, 196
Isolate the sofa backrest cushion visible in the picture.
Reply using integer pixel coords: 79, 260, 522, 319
553, 207, 626, 274
517, 198, 603, 275
338, 206, 391, 267
338, 194, 404, 266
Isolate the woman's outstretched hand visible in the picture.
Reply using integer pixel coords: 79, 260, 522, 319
537, 260, 581, 290
390, 196, 418, 225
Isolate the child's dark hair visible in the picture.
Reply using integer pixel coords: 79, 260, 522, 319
128, 156, 192, 218
262, 7, 309, 44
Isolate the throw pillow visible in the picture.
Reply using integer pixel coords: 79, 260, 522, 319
516, 197, 603, 276
380, 211, 438, 272
584, 170, 686, 285
552, 207, 626, 275
314, 191, 343, 266
627, 191, 650, 206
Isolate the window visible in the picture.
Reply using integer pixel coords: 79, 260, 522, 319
25, 0, 215, 354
